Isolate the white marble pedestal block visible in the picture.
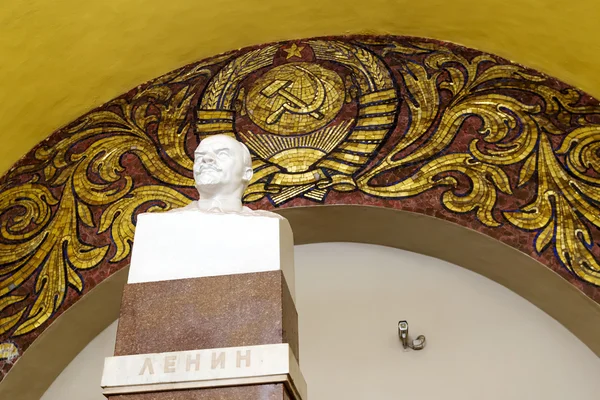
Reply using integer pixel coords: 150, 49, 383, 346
127, 211, 296, 299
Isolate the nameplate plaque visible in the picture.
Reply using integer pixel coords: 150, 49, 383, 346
101, 343, 306, 399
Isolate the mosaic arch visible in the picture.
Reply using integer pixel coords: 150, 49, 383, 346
1, 35, 600, 380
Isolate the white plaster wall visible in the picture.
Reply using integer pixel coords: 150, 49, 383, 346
42, 243, 600, 400
41, 320, 118, 400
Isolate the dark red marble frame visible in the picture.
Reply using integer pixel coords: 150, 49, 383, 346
1, 35, 599, 381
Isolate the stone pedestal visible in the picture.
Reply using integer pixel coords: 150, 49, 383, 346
109, 384, 292, 400
102, 212, 305, 400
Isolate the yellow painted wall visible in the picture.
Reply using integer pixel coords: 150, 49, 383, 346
1, 0, 599, 174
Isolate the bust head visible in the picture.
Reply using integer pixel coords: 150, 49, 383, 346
192, 135, 253, 203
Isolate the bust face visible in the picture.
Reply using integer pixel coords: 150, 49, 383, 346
192, 135, 251, 198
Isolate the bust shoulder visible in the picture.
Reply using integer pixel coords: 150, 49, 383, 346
169, 201, 283, 219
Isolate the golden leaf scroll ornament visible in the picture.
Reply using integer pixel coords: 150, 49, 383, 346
357, 41, 600, 285
503, 130, 600, 283
2, 37, 600, 365
0, 61, 211, 344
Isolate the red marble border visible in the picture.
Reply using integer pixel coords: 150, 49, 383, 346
1, 35, 599, 381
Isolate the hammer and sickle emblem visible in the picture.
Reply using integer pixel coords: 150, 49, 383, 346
260, 66, 327, 125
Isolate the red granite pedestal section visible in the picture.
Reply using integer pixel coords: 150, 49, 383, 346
106, 270, 298, 399
109, 384, 293, 400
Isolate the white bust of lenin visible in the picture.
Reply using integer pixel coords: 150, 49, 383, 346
177, 134, 276, 216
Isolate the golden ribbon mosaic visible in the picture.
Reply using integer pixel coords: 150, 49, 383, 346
1, 37, 600, 373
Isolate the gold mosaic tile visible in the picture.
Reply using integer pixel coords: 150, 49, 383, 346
2, 36, 600, 369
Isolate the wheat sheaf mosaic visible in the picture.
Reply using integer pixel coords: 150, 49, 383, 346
1, 36, 600, 378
